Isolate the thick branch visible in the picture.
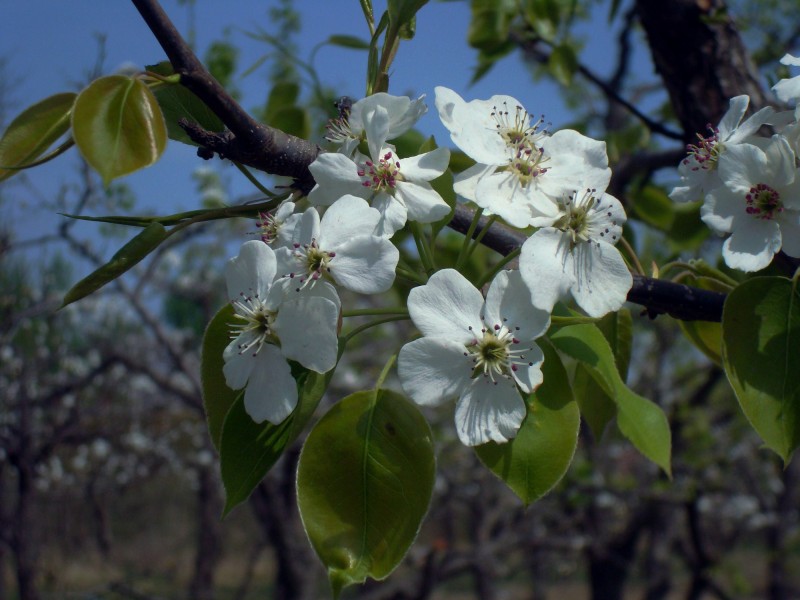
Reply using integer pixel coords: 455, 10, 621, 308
450, 206, 726, 322
635, 0, 772, 140
130, 0, 727, 323
131, 0, 321, 191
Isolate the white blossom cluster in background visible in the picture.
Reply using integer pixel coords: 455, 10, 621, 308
669, 57, 800, 272
221, 89, 636, 446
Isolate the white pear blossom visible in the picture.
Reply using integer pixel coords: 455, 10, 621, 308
519, 182, 632, 317
257, 201, 300, 248
773, 54, 800, 105
434, 86, 610, 228
670, 95, 774, 203
275, 195, 400, 294
309, 105, 451, 237
398, 269, 550, 446
326, 92, 427, 156
702, 135, 800, 272
223, 241, 340, 424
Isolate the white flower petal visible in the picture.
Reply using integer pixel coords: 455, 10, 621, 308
372, 192, 408, 237
308, 153, 367, 206
364, 105, 391, 161
319, 195, 380, 243
484, 270, 550, 341
407, 269, 484, 340
519, 230, 574, 312
722, 218, 781, 272
395, 181, 451, 224
474, 172, 539, 228
274, 295, 340, 372
453, 163, 494, 202
454, 379, 526, 446
222, 336, 257, 389
511, 343, 545, 394
399, 147, 450, 181
569, 241, 632, 317
329, 236, 399, 294
242, 345, 298, 424
225, 241, 277, 301
398, 338, 471, 406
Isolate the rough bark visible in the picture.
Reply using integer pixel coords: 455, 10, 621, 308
635, 0, 772, 140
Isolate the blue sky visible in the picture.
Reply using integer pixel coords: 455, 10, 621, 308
0, 1, 646, 255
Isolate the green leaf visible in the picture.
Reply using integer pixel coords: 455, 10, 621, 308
264, 82, 300, 123
573, 364, 616, 440
468, 0, 514, 51
61, 222, 167, 307
148, 62, 224, 146
548, 43, 578, 86
0, 92, 76, 181
387, 0, 429, 31
551, 324, 672, 475
219, 353, 341, 515
678, 274, 723, 366
722, 277, 800, 463
475, 339, 579, 505
327, 34, 371, 50
201, 305, 240, 451
72, 75, 167, 185
297, 389, 435, 596
267, 106, 310, 140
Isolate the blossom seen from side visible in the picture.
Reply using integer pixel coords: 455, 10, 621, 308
773, 54, 800, 105
309, 105, 451, 237
670, 95, 774, 203
325, 92, 427, 156
274, 195, 400, 294
701, 135, 800, 272
398, 269, 550, 446
519, 185, 632, 317
223, 241, 340, 424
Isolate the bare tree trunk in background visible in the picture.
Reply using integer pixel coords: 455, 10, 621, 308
11, 460, 40, 600
766, 462, 799, 600
635, 0, 772, 139
188, 464, 223, 600
248, 449, 316, 600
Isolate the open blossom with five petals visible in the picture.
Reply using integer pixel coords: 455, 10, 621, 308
519, 182, 632, 317
434, 86, 610, 228
702, 135, 800, 272
309, 104, 451, 237
398, 269, 550, 446
275, 195, 400, 294
326, 92, 427, 156
670, 95, 774, 203
223, 241, 340, 424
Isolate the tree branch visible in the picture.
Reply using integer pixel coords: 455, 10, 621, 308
130, 0, 321, 192
130, 0, 727, 323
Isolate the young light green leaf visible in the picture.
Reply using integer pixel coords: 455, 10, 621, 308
61, 222, 167, 307
0, 92, 76, 181
722, 277, 800, 463
72, 75, 167, 185
475, 339, 579, 505
551, 324, 672, 475
297, 389, 435, 597
219, 355, 340, 516
201, 304, 240, 451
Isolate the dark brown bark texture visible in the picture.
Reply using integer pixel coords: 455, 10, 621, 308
635, 0, 773, 140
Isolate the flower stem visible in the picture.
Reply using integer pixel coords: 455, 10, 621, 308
464, 215, 497, 264
411, 222, 435, 274
476, 248, 521, 289
618, 235, 645, 276
233, 162, 279, 198
343, 315, 409, 344
456, 207, 483, 270
375, 353, 397, 390
342, 307, 409, 318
